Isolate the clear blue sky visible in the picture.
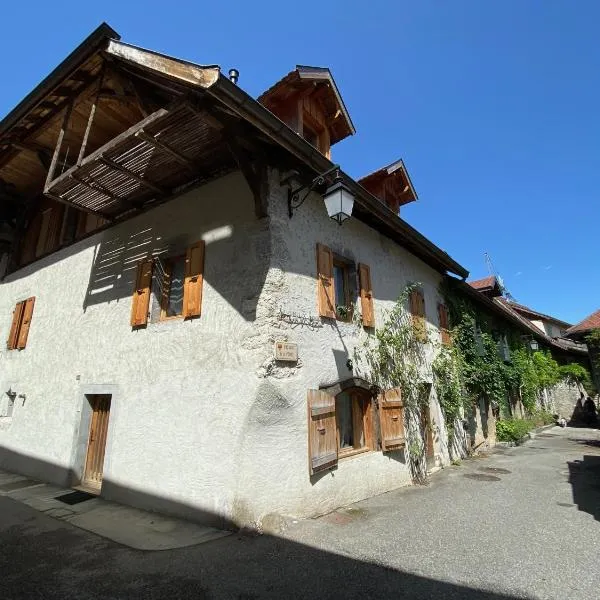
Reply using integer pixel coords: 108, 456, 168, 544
1, 1, 598, 324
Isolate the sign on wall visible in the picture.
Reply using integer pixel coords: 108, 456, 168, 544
275, 341, 298, 362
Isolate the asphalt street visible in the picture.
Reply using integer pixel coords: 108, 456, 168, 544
1, 426, 599, 599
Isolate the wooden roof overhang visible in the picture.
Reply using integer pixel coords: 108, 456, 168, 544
358, 159, 418, 211
0, 31, 274, 226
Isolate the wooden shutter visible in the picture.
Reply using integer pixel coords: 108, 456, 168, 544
410, 289, 426, 342
437, 303, 451, 346
7, 301, 25, 350
183, 240, 205, 318
45, 205, 64, 252
16, 297, 36, 350
358, 263, 375, 327
307, 389, 338, 475
130, 258, 153, 327
316, 243, 335, 318
378, 388, 406, 452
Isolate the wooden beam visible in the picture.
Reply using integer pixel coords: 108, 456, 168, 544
225, 136, 269, 218
184, 104, 225, 130
99, 156, 165, 195
135, 129, 197, 172
44, 103, 73, 192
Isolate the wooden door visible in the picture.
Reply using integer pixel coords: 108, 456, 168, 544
83, 395, 111, 490
420, 405, 435, 466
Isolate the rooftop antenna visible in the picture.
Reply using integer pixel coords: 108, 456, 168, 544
484, 252, 515, 301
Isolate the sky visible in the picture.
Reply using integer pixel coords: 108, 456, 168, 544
0, 1, 598, 324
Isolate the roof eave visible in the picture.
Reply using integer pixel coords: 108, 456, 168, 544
0, 22, 120, 137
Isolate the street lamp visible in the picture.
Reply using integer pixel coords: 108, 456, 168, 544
286, 165, 355, 224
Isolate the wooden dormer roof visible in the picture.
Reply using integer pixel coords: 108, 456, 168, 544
358, 159, 417, 214
258, 66, 355, 145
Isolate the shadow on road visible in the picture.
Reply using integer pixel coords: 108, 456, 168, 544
0, 445, 527, 599
567, 453, 600, 522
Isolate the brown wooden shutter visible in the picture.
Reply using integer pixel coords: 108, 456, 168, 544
183, 240, 205, 318
316, 243, 335, 318
307, 389, 338, 475
7, 301, 25, 350
46, 205, 64, 253
130, 258, 153, 327
437, 303, 451, 346
358, 263, 375, 327
378, 388, 406, 452
16, 297, 36, 350
410, 289, 426, 342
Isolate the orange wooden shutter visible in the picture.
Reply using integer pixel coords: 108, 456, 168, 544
316, 243, 335, 318
378, 388, 406, 452
130, 258, 153, 327
307, 389, 338, 475
437, 303, 451, 345
358, 263, 375, 327
7, 301, 25, 350
183, 240, 205, 318
16, 297, 36, 349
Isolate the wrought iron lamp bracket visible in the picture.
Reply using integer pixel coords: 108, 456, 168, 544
286, 164, 340, 219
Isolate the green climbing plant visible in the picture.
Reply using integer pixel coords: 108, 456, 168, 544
353, 283, 431, 483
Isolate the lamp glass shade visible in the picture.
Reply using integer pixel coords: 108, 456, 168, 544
530, 339, 539, 351
323, 181, 354, 225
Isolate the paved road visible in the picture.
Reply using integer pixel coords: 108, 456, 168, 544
1, 426, 599, 599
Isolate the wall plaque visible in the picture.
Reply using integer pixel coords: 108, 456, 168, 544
275, 341, 298, 362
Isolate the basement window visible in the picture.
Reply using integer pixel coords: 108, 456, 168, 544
160, 256, 185, 320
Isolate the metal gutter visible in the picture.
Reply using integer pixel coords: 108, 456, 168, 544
0, 22, 120, 137
206, 74, 469, 279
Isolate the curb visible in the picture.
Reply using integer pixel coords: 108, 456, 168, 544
495, 424, 557, 448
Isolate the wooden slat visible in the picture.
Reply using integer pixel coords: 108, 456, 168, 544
131, 259, 154, 327
316, 243, 335, 318
379, 388, 405, 452
358, 263, 375, 327
7, 301, 25, 350
16, 297, 36, 349
307, 390, 338, 475
135, 129, 197, 172
182, 241, 205, 318
99, 156, 165, 194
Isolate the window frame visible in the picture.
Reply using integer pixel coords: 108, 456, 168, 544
332, 255, 354, 322
335, 388, 374, 459
159, 254, 186, 321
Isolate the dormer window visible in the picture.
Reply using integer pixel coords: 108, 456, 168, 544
258, 65, 355, 159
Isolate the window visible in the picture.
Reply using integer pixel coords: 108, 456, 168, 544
316, 244, 374, 326
7, 297, 35, 350
303, 122, 320, 149
335, 390, 373, 457
333, 259, 353, 321
130, 241, 205, 328
160, 255, 186, 320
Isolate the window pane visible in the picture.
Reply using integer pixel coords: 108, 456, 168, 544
333, 265, 346, 308
165, 258, 185, 317
336, 392, 353, 448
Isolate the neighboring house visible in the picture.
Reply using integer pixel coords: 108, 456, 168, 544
0, 24, 469, 528
466, 276, 591, 422
565, 309, 600, 392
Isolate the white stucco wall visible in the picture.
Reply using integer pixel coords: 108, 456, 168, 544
0, 168, 451, 527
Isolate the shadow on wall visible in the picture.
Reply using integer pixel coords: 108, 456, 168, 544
567, 449, 600, 522
0, 447, 525, 600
